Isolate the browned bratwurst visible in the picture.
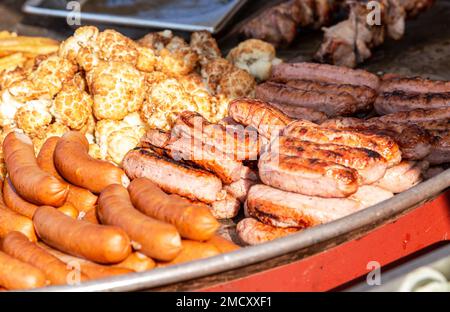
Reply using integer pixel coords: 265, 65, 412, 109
142, 129, 243, 184
271, 62, 380, 89
54, 131, 129, 194
173, 111, 260, 161
0, 250, 47, 290
3, 177, 38, 218
321, 117, 433, 160
375, 91, 450, 115
258, 151, 359, 198
98, 184, 182, 261
123, 148, 224, 203
271, 136, 387, 184
128, 177, 219, 241
256, 82, 360, 116
379, 76, 450, 94
37, 137, 98, 213
2, 231, 88, 285
3, 132, 68, 206
33, 206, 131, 264
265, 101, 327, 123
229, 98, 292, 139
283, 120, 402, 167
236, 218, 299, 245
281, 79, 377, 111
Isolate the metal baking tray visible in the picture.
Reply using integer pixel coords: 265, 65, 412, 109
22, 0, 248, 33
34, 169, 450, 292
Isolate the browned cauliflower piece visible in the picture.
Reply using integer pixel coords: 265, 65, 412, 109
0, 67, 28, 90
201, 58, 234, 94
27, 55, 78, 99
32, 122, 70, 154
51, 82, 93, 130
227, 39, 282, 81
190, 31, 222, 65
14, 99, 52, 137
0, 89, 25, 127
218, 67, 256, 99
87, 61, 145, 120
136, 46, 158, 73
96, 29, 139, 65
59, 26, 99, 63
138, 30, 173, 51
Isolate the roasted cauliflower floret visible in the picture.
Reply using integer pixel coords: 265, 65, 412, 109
88, 143, 103, 160
136, 46, 158, 73
218, 67, 256, 99
190, 31, 222, 65
7, 79, 46, 103
87, 61, 145, 120
32, 122, 70, 154
14, 99, 52, 137
27, 55, 78, 99
51, 83, 93, 130
201, 58, 234, 94
138, 30, 173, 51
141, 78, 196, 130
0, 89, 24, 127
94, 118, 144, 164
59, 26, 99, 63
0, 67, 28, 90
96, 29, 139, 65
227, 39, 282, 81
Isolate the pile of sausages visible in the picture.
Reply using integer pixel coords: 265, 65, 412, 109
0, 131, 238, 290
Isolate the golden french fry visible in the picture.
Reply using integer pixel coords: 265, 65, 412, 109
0, 36, 59, 55
0, 31, 17, 39
0, 52, 27, 72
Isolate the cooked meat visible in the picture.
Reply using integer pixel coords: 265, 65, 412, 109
379, 76, 450, 94
423, 166, 445, 180
271, 136, 387, 184
280, 79, 377, 112
374, 107, 450, 127
284, 120, 402, 166
271, 62, 380, 89
123, 148, 225, 203
142, 129, 243, 184
223, 166, 259, 203
228, 98, 293, 139
265, 101, 327, 123
348, 185, 394, 207
256, 82, 360, 116
322, 117, 433, 160
258, 151, 359, 198
210, 193, 241, 219
374, 91, 450, 115
236, 217, 299, 245
426, 131, 450, 165
373, 160, 428, 193
172, 111, 260, 161
245, 184, 359, 228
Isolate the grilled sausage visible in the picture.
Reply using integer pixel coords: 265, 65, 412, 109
37, 137, 98, 213
379, 76, 450, 94
322, 117, 432, 160
123, 148, 225, 203
375, 91, 450, 115
207, 235, 240, 253
114, 252, 155, 272
128, 178, 219, 241
3, 132, 68, 206
426, 131, 450, 165
142, 129, 243, 184
54, 131, 129, 194
98, 184, 182, 261
236, 218, 299, 245
374, 107, 450, 127
256, 82, 360, 116
271, 136, 387, 184
0, 250, 47, 290
3, 177, 37, 218
265, 101, 327, 123
229, 98, 292, 139
373, 161, 428, 193
281, 79, 377, 111
2, 231, 88, 285
173, 111, 260, 161
0, 205, 37, 241
156, 240, 220, 267
245, 184, 361, 228
258, 151, 359, 198
271, 62, 380, 89
223, 166, 259, 203
210, 193, 241, 219
283, 120, 402, 167
33, 206, 131, 264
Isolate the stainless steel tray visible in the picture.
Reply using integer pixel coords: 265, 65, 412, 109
34, 169, 450, 292
22, 0, 248, 33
